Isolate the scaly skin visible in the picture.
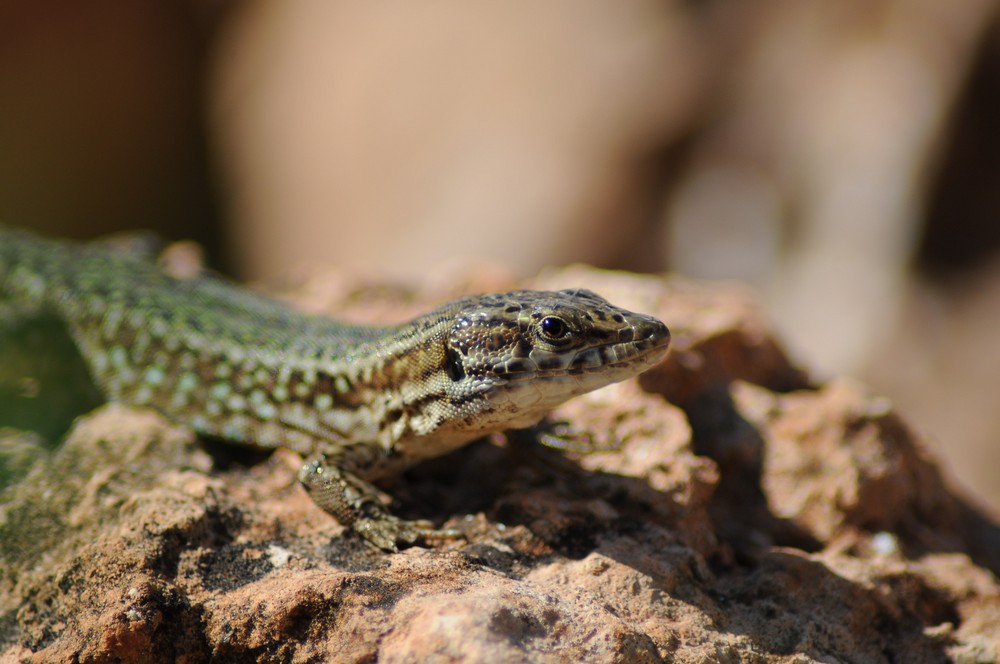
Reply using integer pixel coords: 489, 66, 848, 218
0, 228, 671, 549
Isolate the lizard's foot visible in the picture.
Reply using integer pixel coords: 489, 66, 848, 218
353, 516, 463, 553
527, 420, 621, 454
299, 455, 463, 552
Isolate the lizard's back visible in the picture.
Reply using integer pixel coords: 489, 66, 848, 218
0, 227, 378, 350
0, 228, 394, 452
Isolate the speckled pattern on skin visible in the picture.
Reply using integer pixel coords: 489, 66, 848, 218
0, 228, 670, 549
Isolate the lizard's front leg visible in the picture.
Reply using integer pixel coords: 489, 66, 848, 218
298, 449, 461, 551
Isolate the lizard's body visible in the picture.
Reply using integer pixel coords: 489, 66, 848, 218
0, 228, 670, 549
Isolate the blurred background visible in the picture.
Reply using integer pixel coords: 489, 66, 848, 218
2, 0, 998, 516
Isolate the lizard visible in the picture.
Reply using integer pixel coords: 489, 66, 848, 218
0, 227, 671, 550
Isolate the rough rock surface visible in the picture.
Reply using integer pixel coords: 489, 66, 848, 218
1, 267, 998, 663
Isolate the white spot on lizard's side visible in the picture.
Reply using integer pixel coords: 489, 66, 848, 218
176, 371, 198, 394
210, 382, 231, 400
226, 394, 247, 413
144, 366, 165, 386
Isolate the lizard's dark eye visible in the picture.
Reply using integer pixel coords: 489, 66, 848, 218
540, 316, 569, 340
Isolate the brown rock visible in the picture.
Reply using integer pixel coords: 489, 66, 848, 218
2, 268, 998, 663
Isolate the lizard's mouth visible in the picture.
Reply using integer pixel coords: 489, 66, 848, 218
575, 321, 671, 373
504, 316, 670, 380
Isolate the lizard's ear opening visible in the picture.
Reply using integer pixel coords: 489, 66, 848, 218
445, 345, 466, 382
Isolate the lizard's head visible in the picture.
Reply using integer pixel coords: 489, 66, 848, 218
416, 288, 670, 441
